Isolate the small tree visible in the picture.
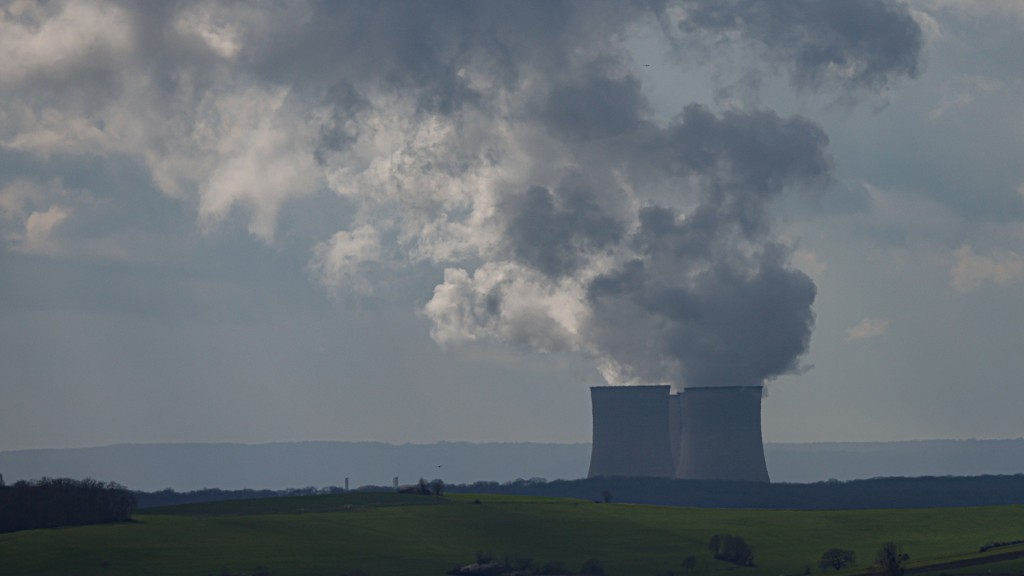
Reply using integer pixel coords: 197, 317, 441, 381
429, 478, 445, 496
876, 542, 909, 576
819, 548, 856, 571
709, 534, 753, 566
708, 534, 722, 555
721, 535, 754, 566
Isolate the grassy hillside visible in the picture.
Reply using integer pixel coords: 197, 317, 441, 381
1, 493, 1022, 576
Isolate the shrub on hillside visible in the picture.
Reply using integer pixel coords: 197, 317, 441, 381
875, 541, 909, 576
819, 548, 856, 571
708, 534, 754, 566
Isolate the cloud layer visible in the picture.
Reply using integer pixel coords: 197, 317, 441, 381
0, 1, 925, 390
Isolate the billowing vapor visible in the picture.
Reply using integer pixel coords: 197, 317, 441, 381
0, 1, 923, 388
675, 0, 923, 92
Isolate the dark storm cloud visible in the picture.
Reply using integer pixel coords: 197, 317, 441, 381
314, 81, 370, 164
501, 181, 624, 278
176, 1, 651, 115
640, 105, 832, 235
588, 244, 817, 387
467, 99, 831, 387
657, 105, 831, 191
575, 105, 831, 387
676, 0, 923, 91
543, 76, 647, 141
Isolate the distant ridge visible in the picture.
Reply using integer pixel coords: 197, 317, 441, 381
0, 441, 590, 491
767, 438, 1024, 483
2, 439, 1023, 491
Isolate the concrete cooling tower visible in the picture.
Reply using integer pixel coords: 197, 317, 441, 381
587, 385, 675, 478
675, 386, 770, 482
668, 392, 684, 474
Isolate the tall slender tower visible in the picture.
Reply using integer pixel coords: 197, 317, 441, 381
587, 385, 675, 478
675, 386, 770, 482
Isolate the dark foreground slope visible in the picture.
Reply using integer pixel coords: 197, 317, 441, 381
2, 493, 1024, 576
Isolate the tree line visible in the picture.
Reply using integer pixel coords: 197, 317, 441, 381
445, 474, 1024, 509
132, 473, 1024, 511
0, 477, 136, 533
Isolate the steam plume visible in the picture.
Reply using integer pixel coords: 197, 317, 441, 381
0, 1, 924, 388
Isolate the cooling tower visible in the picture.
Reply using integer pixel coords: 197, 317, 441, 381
669, 392, 683, 473
588, 385, 675, 478
675, 386, 770, 482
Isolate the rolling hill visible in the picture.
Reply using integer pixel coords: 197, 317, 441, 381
2, 492, 1024, 576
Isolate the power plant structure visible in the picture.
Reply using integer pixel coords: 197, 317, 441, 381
587, 385, 676, 478
588, 384, 770, 482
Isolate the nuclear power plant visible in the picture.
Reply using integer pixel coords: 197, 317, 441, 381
587, 386, 676, 478
588, 385, 770, 482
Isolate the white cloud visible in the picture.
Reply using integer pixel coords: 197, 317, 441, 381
0, 1, 132, 87
422, 263, 588, 355
863, 182, 953, 228
195, 87, 323, 241
0, 180, 73, 255
1, 3, 323, 244
792, 249, 827, 279
0, 180, 32, 218
846, 317, 890, 341
310, 225, 382, 295
917, 0, 1024, 22
928, 76, 1003, 120
907, 5, 942, 43
175, 3, 243, 60
2, 108, 111, 157
18, 205, 71, 255
317, 98, 518, 270
950, 244, 1024, 293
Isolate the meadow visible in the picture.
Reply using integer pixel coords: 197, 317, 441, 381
1, 492, 1022, 576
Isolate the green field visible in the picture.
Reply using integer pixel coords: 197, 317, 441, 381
2, 493, 1022, 576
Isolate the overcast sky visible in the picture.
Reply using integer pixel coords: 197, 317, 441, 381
1, 0, 1022, 451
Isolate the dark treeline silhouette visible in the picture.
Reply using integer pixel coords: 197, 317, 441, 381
132, 474, 1024, 511
136, 485, 352, 509
445, 474, 1024, 509
0, 477, 136, 533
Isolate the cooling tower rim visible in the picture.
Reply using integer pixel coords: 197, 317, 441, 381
679, 385, 764, 392
590, 384, 671, 391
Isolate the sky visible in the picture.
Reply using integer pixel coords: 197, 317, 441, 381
1, 0, 1022, 452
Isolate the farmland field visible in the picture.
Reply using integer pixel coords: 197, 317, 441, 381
2, 493, 1022, 575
